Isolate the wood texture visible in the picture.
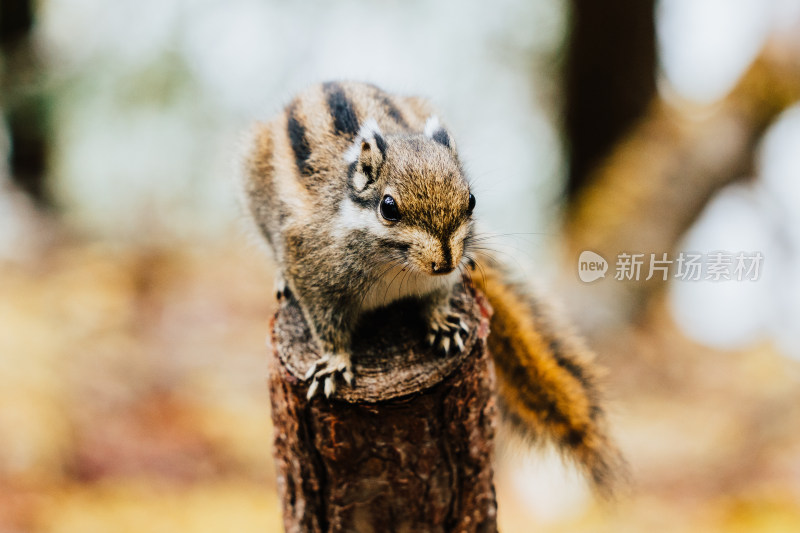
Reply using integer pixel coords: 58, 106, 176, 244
268, 282, 497, 533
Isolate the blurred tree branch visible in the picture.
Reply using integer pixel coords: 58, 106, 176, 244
565, 43, 800, 322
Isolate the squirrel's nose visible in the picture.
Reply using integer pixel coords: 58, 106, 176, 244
431, 262, 454, 275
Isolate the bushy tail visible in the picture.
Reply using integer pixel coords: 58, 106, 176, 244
471, 263, 627, 498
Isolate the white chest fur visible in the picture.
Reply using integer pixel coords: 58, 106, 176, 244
359, 266, 459, 312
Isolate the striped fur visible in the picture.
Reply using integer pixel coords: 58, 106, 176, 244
242, 81, 624, 496
470, 263, 626, 497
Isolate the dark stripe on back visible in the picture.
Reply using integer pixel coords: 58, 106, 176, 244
369, 84, 409, 129
286, 103, 312, 176
380, 95, 408, 128
323, 82, 359, 137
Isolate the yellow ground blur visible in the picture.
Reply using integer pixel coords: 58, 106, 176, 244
2, 237, 799, 532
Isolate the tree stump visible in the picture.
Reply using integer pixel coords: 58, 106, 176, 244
267, 281, 497, 533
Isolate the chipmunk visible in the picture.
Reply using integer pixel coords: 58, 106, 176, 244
241, 81, 625, 496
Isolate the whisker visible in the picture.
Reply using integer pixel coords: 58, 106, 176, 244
359, 258, 403, 310
457, 263, 471, 294
465, 232, 545, 265
465, 245, 529, 274
464, 253, 488, 289
382, 261, 407, 305
466, 231, 554, 242
396, 266, 412, 306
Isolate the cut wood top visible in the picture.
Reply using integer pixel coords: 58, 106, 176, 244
271, 280, 492, 403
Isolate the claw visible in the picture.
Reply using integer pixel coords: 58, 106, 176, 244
306, 379, 319, 400
303, 353, 353, 399
304, 361, 319, 380
454, 332, 464, 352
427, 306, 471, 357
441, 336, 451, 355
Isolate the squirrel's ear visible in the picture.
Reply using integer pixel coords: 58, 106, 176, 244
345, 118, 386, 191
424, 115, 456, 152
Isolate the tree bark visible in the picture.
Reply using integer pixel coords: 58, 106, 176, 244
267, 282, 497, 533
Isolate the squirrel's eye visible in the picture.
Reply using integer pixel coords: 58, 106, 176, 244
468, 193, 476, 213
380, 195, 401, 221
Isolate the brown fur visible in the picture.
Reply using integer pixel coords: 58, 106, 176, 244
470, 263, 626, 497
241, 81, 625, 495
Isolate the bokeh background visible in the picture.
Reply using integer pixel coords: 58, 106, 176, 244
2, 0, 800, 531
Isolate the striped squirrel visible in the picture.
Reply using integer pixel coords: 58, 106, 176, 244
241, 81, 625, 496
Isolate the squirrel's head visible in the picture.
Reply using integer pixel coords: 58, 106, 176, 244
341, 116, 475, 276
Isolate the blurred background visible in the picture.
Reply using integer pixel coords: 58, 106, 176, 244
2, 0, 800, 531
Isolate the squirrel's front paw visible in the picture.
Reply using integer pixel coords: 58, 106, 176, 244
426, 307, 469, 355
304, 353, 354, 399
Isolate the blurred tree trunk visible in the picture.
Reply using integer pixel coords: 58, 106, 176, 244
1, 0, 52, 208
564, 48, 800, 326
564, 0, 657, 203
